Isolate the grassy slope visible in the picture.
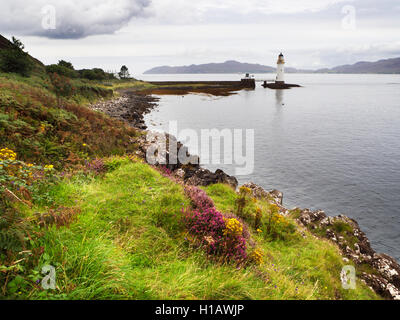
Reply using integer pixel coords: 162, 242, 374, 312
14, 158, 378, 300
204, 184, 379, 300
0, 72, 148, 167
21, 159, 267, 299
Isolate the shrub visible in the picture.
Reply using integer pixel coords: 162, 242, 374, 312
86, 158, 106, 175
0, 147, 60, 209
222, 212, 251, 240
223, 218, 243, 237
235, 186, 252, 219
263, 204, 297, 241
184, 207, 225, 239
183, 207, 247, 263
0, 37, 32, 76
36, 206, 79, 229
57, 60, 74, 70
49, 73, 75, 108
0, 208, 31, 253
78, 68, 114, 80
255, 207, 262, 229
184, 186, 214, 211
247, 248, 263, 265
46, 64, 78, 78
0, 148, 43, 202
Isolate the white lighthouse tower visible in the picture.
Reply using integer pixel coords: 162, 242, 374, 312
276, 52, 285, 84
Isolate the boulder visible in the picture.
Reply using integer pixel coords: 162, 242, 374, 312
185, 168, 238, 189
241, 182, 284, 206
270, 189, 283, 205
174, 168, 185, 179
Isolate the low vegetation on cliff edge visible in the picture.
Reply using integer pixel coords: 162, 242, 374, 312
1, 154, 378, 299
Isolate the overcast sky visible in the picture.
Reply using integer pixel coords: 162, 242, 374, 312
1, 0, 399, 75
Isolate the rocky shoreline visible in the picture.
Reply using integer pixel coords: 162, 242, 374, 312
89, 90, 400, 300
89, 89, 159, 129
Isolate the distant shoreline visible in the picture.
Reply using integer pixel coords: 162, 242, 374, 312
143, 71, 400, 75
144, 57, 400, 75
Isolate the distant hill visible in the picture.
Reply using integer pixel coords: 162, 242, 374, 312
145, 57, 400, 74
144, 60, 313, 74
144, 60, 278, 74
316, 57, 400, 74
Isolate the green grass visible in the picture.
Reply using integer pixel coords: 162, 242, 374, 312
16, 159, 265, 299
6, 160, 379, 300
203, 183, 380, 300
99, 79, 156, 92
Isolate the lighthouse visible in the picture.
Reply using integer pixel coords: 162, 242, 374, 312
262, 52, 300, 89
276, 52, 285, 84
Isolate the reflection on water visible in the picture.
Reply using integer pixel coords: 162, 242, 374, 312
275, 89, 284, 107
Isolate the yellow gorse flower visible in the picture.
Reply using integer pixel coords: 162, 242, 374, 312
223, 218, 243, 237
0, 148, 17, 161
44, 164, 54, 170
271, 213, 288, 225
249, 248, 263, 265
239, 186, 252, 195
271, 204, 280, 211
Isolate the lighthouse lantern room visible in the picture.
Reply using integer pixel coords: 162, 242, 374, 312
276, 52, 285, 84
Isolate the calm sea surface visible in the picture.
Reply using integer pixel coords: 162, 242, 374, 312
141, 73, 400, 261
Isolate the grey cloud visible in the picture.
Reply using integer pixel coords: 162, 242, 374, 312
0, 0, 151, 39
1, 0, 399, 70
146, 0, 399, 26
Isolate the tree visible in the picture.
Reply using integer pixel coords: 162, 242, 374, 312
11, 37, 25, 50
0, 37, 32, 76
77, 68, 117, 80
58, 60, 74, 70
49, 73, 75, 108
46, 64, 78, 78
118, 65, 130, 79
80, 69, 97, 80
